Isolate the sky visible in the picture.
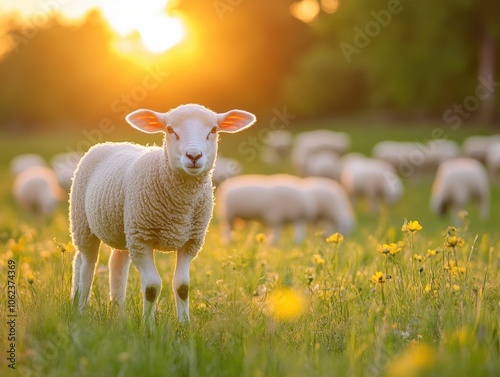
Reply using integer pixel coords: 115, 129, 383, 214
0, 0, 185, 54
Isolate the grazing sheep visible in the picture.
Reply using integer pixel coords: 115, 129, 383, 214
212, 156, 243, 187
485, 141, 500, 182
463, 135, 500, 162
292, 130, 350, 175
51, 152, 82, 192
301, 177, 355, 236
217, 174, 313, 244
260, 130, 293, 166
217, 174, 354, 244
340, 156, 404, 215
10, 154, 46, 176
69, 104, 256, 322
13, 166, 63, 216
301, 150, 341, 180
431, 158, 489, 224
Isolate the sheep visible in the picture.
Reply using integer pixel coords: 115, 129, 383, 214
485, 141, 500, 182
301, 150, 341, 180
301, 177, 355, 236
212, 156, 243, 187
10, 153, 46, 176
217, 174, 314, 244
51, 152, 82, 192
463, 135, 500, 162
292, 130, 350, 176
431, 158, 489, 224
260, 130, 293, 167
13, 166, 64, 216
340, 155, 404, 215
69, 104, 256, 323
217, 174, 354, 244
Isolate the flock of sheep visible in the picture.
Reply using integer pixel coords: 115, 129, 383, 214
8, 103, 499, 322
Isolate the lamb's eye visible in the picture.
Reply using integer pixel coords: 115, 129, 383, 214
166, 126, 179, 140
207, 126, 218, 140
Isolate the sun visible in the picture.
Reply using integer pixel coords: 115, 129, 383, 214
99, 0, 185, 55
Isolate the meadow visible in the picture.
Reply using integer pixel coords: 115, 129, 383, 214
0, 121, 499, 377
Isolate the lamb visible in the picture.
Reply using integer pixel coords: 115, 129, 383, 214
260, 130, 293, 166
340, 155, 404, 215
51, 152, 82, 192
431, 158, 489, 224
13, 166, 64, 216
69, 104, 256, 323
292, 130, 350, 176
216, 174, 354, 244
217, 174, 313, 244
485, 141, 500, 182
10, 153, 46, 176
463, 135, 500, 162
212, 156, 243, 187
301, 150, 341, 180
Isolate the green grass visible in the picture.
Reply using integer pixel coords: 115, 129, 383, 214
0, 122, 499, 377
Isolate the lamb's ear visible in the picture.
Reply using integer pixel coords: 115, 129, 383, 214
126, 109, 166, 134
217, 110, 256, 133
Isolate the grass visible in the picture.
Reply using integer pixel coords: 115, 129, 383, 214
0, 122, 499, 377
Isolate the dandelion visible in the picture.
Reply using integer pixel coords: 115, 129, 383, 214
255, 233, 267, 243
267, 288, 307, 321
312, 254, 325, 265
413, 254, 423, 262
377, 243, 401, 256
452, 284, 460, 292
427, 249, 436, 257
458, 267, 466, 274
425, 283, 431, 292
27, 274, 35, 285
402, 220, 422, 233
371, 271, 386, 284
326, 232, 344, 244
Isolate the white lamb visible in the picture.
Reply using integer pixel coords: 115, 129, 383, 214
51, 152, 82, 192
485, 141, 500, 182
217, 174, 354, 244
217, 174, 313, 244
463, 135, 500, 162
431, 158, 489, 224
69, 104, 256, 323
292, 130, 350, 175
260, 130, 293, 166
340, 156, 404, 215
13, 166, 63, 216
212, 156, 243, 187
301, 150, 341, 181
10, 154, 46, 176
301, 177, 355, 236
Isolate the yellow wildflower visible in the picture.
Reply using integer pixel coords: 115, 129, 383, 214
426, 249, 436, 256
413, 254, 423, 262
424, 283, 432, 292
255, 233, 267, 243
458, 267, 466, 274
312, 254, 325, 265
402, 220, 422, 233
267, 288, 307, 321
452, 284, 460, 292
377, 243, 401, 256
371, 271, 386, 284
326, 232, 344, 244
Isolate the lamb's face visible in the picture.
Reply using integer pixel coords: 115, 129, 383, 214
126, 104, 256, 177
164, 108, 219, 176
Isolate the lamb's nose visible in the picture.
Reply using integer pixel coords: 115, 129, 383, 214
186, 152, 202, 163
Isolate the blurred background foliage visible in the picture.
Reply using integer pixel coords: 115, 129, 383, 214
0, 0, 498, 133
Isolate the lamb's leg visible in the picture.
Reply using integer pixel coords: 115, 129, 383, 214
71, 236, 101, 312
130, 245, 162, 323
293, 221, 306, 244
173, 243, 197, 322
109, 249, 131, 308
